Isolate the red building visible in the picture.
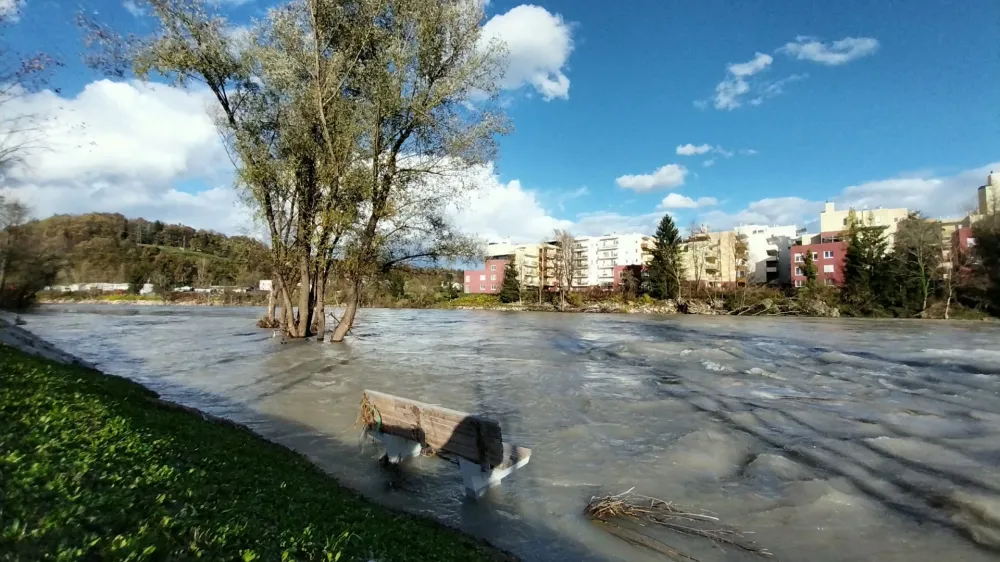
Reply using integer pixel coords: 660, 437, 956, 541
952, 226, 975, 258
462, 258, 508, 294
790, 232, 847, 288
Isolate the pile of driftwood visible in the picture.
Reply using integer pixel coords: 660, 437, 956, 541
584, 489, 771, 561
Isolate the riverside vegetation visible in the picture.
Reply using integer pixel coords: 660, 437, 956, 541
0, 344, 512, 561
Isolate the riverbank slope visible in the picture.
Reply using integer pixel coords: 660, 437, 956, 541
0, 321, 513, 561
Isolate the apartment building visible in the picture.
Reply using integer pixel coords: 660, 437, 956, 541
979, 172, 998, 216
548, 233, 654, 288
681, 228, 748, 287
733, 224, 798, 285
789, 234, 847, 288
820, 202, 909, 245
462, 241, 559, 294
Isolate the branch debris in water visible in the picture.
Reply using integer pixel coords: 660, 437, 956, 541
584, 489, 772, 559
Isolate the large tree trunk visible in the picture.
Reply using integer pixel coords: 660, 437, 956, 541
330, 278, 360, 342
312, 268, 328, 341
266, 284, 276, 322
945, 286, 953, 320
295, 256, 314, 338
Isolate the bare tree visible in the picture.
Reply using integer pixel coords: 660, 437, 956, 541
0, 8, 59, 180
686, 222, 709, 296
893, 213, 942, 316
552, 229, 576, 310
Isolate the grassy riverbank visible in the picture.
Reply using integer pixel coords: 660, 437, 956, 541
0, 345, 512, 561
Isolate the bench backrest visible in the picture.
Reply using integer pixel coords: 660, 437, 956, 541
361, 390, 504, 467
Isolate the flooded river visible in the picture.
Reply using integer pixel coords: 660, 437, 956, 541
21, 305, 1000, 561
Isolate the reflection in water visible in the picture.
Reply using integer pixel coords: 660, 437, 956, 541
23, 305, 1000, 562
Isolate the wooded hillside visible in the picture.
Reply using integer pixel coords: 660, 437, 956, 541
27, 213, 270, 287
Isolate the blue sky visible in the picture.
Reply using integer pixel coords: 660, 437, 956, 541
2, 0, 998, 240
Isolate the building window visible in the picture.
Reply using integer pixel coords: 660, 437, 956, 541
490, 265, 496, 271
479, 284, 485, 290
825, 278, 835, 286
479, 274, 485, 281
811, 252, 818, 260
490, 274, 496, 281
842, 218, 848, 226
823, 264, 834, 273
794, 253, 803, 263
795, 267, 803, 276
465, 275, 470, 282
823, 250, 833, 259
794, 279, 803, 288
491, 285, 497, 291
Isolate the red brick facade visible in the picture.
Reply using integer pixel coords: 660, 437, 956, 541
790, 240, 847, 288
462, 258, 508, 294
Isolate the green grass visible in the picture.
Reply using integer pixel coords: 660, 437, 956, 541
435, 294, 502, 309
0, 346, 512, 561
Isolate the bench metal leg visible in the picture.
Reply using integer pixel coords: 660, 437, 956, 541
373, 432, 421, 464
458, 455, 531, 500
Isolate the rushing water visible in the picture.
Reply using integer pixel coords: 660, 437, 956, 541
20, 305, 1000, 562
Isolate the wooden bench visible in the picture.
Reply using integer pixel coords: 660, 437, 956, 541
359, 389, 531, 499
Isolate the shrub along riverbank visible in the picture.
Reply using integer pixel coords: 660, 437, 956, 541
0, 345, 513, 561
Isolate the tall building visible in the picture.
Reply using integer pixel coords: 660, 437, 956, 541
462, 241, 558, 294
681, 228, 748, 287
733, 224, 798, 285
550, 233, 654, 288
820, 202, 909, 245
979, 171, 998, 216
789, 232, 847, 288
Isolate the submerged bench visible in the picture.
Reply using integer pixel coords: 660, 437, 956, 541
359, 389, 531, 499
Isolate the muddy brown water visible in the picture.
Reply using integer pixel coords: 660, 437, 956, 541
22, 305, 1000, 561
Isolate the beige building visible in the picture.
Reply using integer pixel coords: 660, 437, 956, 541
979, 172, 998, 216
820, 201, 909, 240
485, 242, 557, 287
681, 228, 749, 287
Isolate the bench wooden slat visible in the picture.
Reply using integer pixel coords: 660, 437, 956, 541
363, 390, 504, 467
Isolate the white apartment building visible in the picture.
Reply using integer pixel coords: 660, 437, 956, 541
733, 224, 799, 285
550, 233, 653, 287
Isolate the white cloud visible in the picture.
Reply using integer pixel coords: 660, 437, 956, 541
615, 164, 688, 192
740, 148, 758, 156
699, 197, 822, 230
695, 163, 998, 232
711, 52, 773, 110
2, 79, 249, 233
0, 0, 24, 20
728, 52, 773, 77
716, 146, 735, 158
481, 5, 574, 101
448, 163, 572, 242
836, 164, 997, 217
659, 193, 718, 209
122, 0, 143, 16
6, 80, 228, 185
702, 159, 716, 168
676, 143, 713, 156
780, 36, 879, 66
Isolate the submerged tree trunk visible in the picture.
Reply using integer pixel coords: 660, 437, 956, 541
290, 256, 314, 338
266, 284, 276, 322
312, 267, 328, 341
330, 278, 360, 343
